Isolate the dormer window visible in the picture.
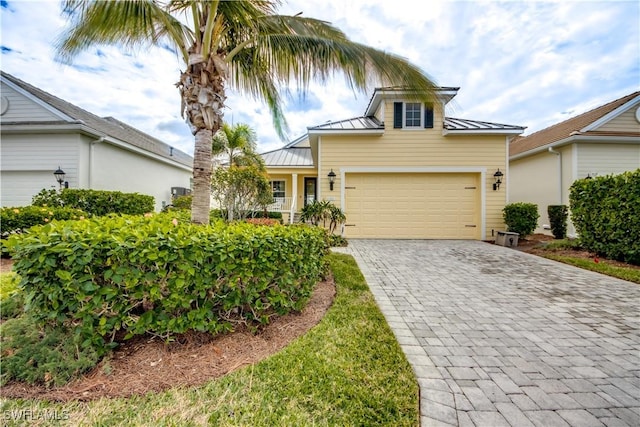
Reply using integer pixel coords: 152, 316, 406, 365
405, 102, 422, 127
393, 102, 434, 129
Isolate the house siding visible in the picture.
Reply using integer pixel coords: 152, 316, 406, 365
577, 143, 640, 178
509, 150, 559, 233
318, 99, 507, 240
92, 142, 191, 211
0, 82, 62, 122
0, 133, 82, 206
595, 108, 640, 133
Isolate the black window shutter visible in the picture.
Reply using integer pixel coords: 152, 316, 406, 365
393, 102, 403, 128
424, 103, 434, 128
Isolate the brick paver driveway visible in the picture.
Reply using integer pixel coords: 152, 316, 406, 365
343, 240, 640, 427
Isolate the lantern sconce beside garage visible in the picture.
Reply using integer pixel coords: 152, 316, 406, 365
493, 169, 503, 191
328, 169, 336, 191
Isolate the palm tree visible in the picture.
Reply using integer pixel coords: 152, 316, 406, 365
212, 122, 263, 168
56, 0, 438, 224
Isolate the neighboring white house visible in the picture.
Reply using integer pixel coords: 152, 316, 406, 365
509, 91, 640, 235
0, 71, 193, 211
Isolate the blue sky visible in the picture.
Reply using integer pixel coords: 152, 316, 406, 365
1, 0, 638, 155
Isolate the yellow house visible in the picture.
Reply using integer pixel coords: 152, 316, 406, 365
261, 87, 525, 240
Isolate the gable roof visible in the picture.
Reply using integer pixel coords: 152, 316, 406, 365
1, 71, 193, 168
364, 86, 460, 116
510, 91, 640, 157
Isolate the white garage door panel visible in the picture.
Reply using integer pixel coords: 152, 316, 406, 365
345, 173, 479, 239
1, 171, 55, 207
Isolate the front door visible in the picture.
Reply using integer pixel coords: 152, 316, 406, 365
304, 177, 317, 206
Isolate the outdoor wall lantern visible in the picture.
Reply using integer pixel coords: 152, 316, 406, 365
328, 169, 336, 191
53, 166, 68, 190
493, 169, 503, 191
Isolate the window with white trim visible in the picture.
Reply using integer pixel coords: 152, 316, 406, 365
393, 102, 434, 129
405, 102, 422, 127
271, 180, 285, 198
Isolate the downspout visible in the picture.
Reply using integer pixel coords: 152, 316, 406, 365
89, 136, 105, 188
548, 147, 562, 204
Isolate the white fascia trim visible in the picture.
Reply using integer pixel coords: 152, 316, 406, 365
509, 135, 640, 161
443, 129, 525, 136
339, 166, 487, 240
0, 122, 88, 133
364, 89, 459, 116
581, 95, 640, 132
1, 77, 75, 122
341, 166, 486, 173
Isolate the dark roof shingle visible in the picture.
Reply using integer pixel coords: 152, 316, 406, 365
510, 91, 640, 157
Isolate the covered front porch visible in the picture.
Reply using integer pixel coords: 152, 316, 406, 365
267, 171, 318, 223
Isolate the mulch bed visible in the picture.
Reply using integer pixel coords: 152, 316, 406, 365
515, 234, 640, 271
0, 276, 336, 402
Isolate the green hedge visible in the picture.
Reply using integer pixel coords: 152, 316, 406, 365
5, 214, 327, 355
570, 170, 640, 265
0, 206, 87, 237
210, 209, 283, 220
32, 188, 154, 216
503, 202, 539, 237
547, 205, 568, 239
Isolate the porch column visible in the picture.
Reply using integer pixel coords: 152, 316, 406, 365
290, 173, 298, 224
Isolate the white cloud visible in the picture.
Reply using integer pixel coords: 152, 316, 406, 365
1, 0, 638, 156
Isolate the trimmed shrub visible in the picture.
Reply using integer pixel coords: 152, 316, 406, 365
570, 170, 640, 265
1, 272, 23, 320
327, 234, 348, 247
171, 195, 193, 210
547, 205, 568, 239
0, 316, 100, 386
32, 188, 154, 216
210, 209, 282, 221
0, 206, 87, 237
245, 218, 281, 226
5, 214, 327, 355
502, 202, 539, 237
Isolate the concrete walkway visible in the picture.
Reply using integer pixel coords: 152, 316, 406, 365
338, 240, 640, 427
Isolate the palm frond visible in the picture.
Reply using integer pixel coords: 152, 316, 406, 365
56, 0, 192, 64
229, 48, 289, 139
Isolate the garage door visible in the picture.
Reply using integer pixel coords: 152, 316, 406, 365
344, 173, 479, 239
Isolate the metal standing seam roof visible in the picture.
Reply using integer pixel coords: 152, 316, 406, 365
261, 147, 314, 167
444, 117, 526, 132
0, 71, 193, 168
308, 116, 384, 131
509, 91, 640, 157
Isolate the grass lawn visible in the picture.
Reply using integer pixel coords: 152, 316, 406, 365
539, 253, 640, 284
0, 253, 419, 426
531, 239, 640, 284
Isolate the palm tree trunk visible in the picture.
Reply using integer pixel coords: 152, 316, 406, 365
191, 128, 214, 224
179, 55, 227, 225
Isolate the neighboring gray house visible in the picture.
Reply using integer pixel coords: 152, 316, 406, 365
0, 71, 193, 211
